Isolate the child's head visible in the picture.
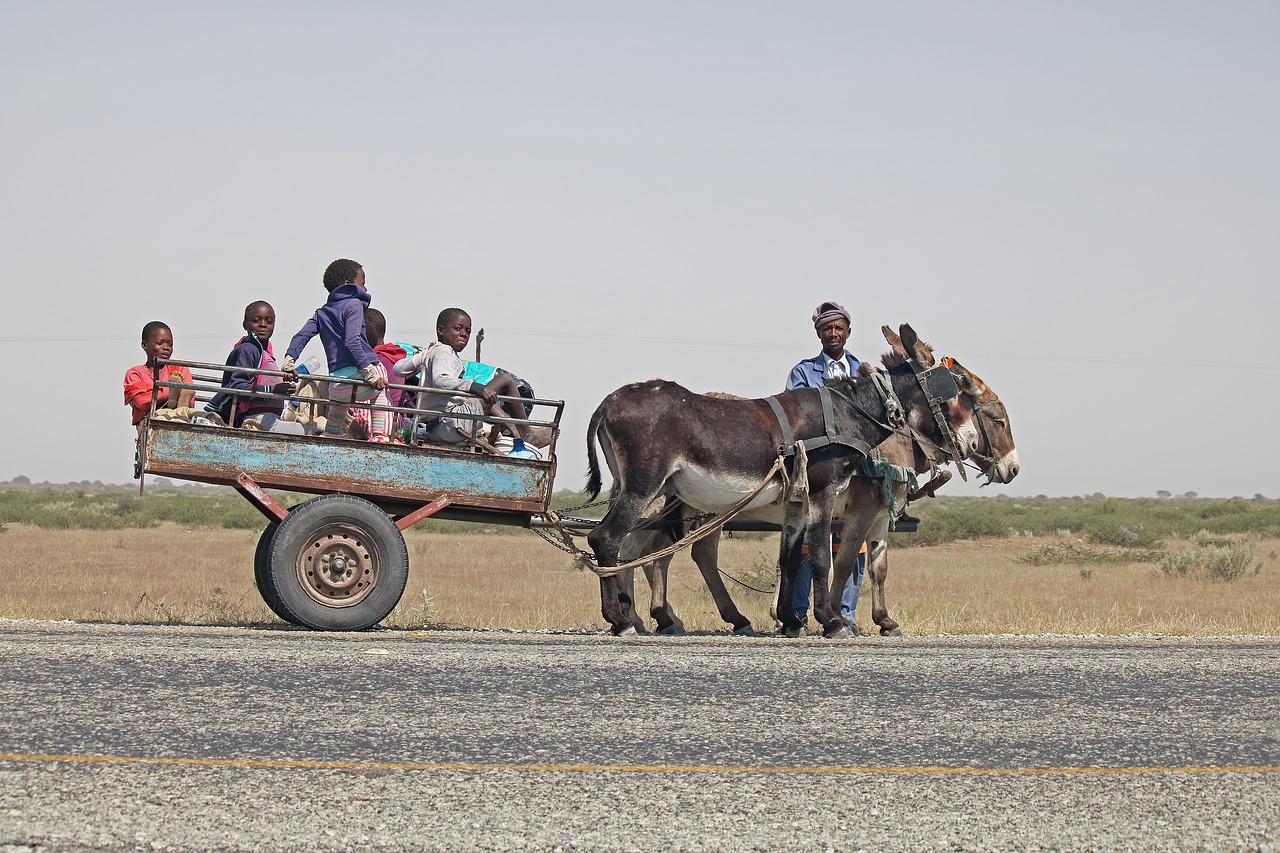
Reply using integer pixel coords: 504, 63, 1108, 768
243, 301, 276, 344
364, 308, 387, 347
436, 308, 472, 353
323, 259, 365, 292
140, 321, 174, 366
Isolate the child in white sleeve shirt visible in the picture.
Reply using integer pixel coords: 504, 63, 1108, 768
394, 307, 529, 445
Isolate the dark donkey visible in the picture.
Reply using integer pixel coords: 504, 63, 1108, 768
612, 324, 1020, 637
584, 324, 1002, 637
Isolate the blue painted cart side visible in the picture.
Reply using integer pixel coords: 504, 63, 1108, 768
143, 420, 555, 520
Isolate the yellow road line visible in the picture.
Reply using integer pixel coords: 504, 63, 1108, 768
2, 752, 1277, 777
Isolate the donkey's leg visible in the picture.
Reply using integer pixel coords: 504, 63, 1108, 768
805, 493, 841, 636
596, 575, 637, 636
589, 494, 658, 635
615, 568, 648, 634
690, 534, 755, 635
642, 557, 684, 635
826, 503, 876, 638
777, 502, 809, 637
620, 528, 677, 633
867, 502, 902, 636
865, 537, 900, 636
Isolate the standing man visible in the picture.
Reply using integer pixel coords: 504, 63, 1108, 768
785, 300, 867, 633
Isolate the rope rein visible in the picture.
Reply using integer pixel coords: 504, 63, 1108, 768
541, 456, 788, 579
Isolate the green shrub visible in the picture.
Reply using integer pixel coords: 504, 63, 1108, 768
1157, 542, 1260, 582
1084, 521, 1163, 549
1018, 543, 1162, 567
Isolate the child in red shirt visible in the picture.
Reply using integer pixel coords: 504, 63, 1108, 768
123, 321, 195, 427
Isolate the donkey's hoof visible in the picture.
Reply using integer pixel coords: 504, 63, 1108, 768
824, 625, 852, 640
614, 625, 639, 637
733, 623, 756, 636
881, 626, 903, 637
782, 625, 807, 639
658, 622, 686, 636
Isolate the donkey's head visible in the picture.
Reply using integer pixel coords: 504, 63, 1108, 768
881, 324, 1019, 485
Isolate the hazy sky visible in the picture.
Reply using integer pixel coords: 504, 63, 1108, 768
2, 1, 1277, 498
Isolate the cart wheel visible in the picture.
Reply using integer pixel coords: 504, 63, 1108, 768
266, 494, 409, 631
253, 522, 301, 625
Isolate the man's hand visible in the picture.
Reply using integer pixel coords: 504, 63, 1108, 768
476, 382, 498, 407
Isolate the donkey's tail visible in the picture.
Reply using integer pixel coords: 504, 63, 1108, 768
584, 399, 609, 500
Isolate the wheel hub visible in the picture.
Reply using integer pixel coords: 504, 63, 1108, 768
297, 525, 381, 608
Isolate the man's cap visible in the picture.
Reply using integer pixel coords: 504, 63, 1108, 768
812, 301, 851, 329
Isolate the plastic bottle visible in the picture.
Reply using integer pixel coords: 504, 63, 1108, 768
289, 357, 323, 408
507, 435, 541, 460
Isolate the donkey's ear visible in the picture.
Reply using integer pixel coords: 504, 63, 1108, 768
947, 358, 989, 397
881, 325, 907, 357
899, 324, 935, 367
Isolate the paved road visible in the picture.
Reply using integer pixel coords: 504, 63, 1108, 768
1, 622, 1277, 851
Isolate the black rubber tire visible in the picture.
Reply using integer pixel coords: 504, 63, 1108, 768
253, 522, 301, 625
266, 494, 409, 631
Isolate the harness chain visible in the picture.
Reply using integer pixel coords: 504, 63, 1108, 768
543, 456, 788, 578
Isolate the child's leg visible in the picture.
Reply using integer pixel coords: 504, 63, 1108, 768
325, 382, 355, 436
351, 364, 392, 442
485, 374, 530, 433
350, 388, 392, 442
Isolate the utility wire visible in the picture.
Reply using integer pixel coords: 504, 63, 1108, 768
0, 329, 1274, 370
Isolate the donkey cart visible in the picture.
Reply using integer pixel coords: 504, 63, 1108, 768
137, 357, 567, 631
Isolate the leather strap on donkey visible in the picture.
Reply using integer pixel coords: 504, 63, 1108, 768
765, 386, 876, 459
766, 386, 876, 505
907, 358, 969, 481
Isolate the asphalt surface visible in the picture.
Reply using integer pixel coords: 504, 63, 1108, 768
1, 621, 1278, 851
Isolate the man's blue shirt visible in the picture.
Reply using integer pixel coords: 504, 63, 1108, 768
786, 350, 861, 391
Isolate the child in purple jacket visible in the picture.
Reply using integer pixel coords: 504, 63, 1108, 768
282, 259, 389, 438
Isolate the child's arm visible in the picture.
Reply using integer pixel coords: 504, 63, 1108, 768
123, 366, 153, 413
223, 342, 261, 394
204, 342, 260, 417
392, 348, 427, 378
425, 346, 474, 394
283, 315, 320, 371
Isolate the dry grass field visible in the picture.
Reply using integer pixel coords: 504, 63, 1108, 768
3, 523, 1278, 635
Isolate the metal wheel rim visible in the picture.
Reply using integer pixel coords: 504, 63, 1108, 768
295, 523, 381, 608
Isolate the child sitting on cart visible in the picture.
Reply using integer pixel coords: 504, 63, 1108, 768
123, 321, 197, 430
281, 258, 390, 439
364, 308, 416, 411
393, 307, 530, 447
203, 301, 304, 434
